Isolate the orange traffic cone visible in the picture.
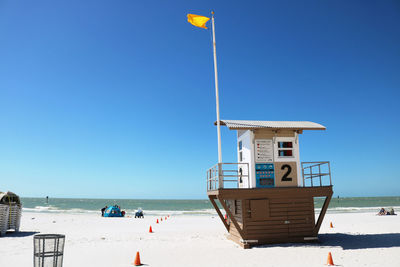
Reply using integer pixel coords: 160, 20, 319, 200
330, 222, 334, 228
133, 251, 142, 266
326, 252, 334, 266
149, 226, 153, 233
156, 219, 159, 224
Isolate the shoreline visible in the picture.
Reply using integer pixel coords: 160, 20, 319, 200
18, 196, 400, 216
1, 211, 399, 266
21, 206, 400, 216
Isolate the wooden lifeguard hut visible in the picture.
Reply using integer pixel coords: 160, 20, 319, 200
206, 120, 333, 248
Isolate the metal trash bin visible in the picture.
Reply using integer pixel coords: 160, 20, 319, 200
34, 234, 65, 267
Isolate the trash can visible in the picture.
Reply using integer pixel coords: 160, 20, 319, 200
34, 234, 65, 267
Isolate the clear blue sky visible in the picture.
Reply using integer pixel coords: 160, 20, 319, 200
1, 0, 399, 199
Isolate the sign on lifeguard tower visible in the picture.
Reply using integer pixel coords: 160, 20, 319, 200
206, 120, 333, 248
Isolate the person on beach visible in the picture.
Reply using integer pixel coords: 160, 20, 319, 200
378, 208, 396, 215
135, 208, 144, 218
378, 208, 387, 215
101, 206, 108, 217
389, 208, 396, 215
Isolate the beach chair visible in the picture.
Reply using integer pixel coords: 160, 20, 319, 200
0, 205, 9, 236
0, 191, 22, 236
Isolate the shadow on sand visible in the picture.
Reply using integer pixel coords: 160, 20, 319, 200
3, 231, 39, 238
258, 233, 400, 250
318, 233, 400, 250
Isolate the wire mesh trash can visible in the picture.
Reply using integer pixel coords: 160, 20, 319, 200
34, 234, 65, 267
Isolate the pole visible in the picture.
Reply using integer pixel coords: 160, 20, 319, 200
211, 11, 222, 164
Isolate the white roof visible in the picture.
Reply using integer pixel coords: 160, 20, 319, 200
216, 120, 326, 130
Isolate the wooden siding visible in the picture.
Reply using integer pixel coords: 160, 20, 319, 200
243, 197, 314, 239
226, 199, 243, 224
209, 186, 332, 248
209, 186, 332, 198
226, 199, 244, 238
254, 129, 296, 139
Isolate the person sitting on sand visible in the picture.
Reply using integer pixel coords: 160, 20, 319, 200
135, 208, 144, 218
378, 208, 396, 216
378, 208, 387, 215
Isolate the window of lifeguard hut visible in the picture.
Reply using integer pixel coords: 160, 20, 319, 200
278, 141, 293, 157
238, 141, 243, 162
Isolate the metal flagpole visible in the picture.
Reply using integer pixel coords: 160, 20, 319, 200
211, 11, 222, 164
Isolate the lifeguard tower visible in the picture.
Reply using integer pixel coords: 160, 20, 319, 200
206, 120, 333, 248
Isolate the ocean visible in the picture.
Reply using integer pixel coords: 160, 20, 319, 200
20, 196, 400, 216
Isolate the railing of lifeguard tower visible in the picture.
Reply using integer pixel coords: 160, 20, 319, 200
206, 161, 331, 190
206, 163, 249, 191
301, 161, 332, 187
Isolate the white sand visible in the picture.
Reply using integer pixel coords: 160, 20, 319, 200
1, 212, 400, 266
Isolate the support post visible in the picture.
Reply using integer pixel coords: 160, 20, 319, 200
217, 195, 245, 239
218, 163, 223, 189
314, 194, 332, 234
209, 196, 229, 231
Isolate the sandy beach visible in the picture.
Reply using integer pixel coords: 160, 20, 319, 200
1, 211, 399, 266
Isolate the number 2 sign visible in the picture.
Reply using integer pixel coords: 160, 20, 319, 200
274, 162, 298, 187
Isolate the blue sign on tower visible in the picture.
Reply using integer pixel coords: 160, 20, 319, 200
255, 163, 275, 188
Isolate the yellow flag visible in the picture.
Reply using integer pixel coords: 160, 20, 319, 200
187, 14, 210, 29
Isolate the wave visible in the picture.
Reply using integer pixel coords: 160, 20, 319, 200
22, 206, 400, 215
319, 206, 400, 214
22, 206, 219, 216
23, 206, 98, 214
